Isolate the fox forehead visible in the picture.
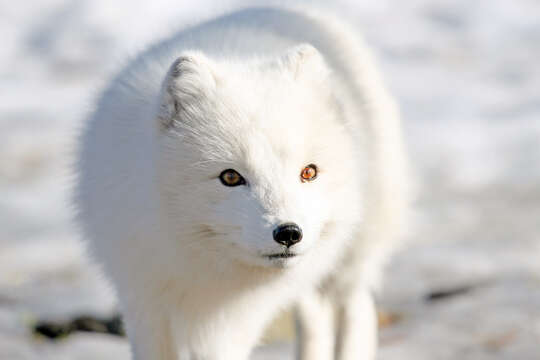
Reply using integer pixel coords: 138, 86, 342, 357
177, 69, 342, 167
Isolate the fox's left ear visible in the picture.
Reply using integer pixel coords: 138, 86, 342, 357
282, 44, 330, 81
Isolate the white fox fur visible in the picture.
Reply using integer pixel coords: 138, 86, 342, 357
76, 6, 409, 360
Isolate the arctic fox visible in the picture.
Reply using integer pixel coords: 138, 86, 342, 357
76, 6, 409, 360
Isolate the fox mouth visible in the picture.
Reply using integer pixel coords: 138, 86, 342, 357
265, 252, 297, 260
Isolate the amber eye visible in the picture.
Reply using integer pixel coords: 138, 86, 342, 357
219, 169, 246, 187
300, 164, 318, 182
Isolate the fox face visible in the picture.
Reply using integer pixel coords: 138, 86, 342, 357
157, 45, 363, 269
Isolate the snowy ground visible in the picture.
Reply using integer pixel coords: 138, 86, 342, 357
1, 0, 539, 359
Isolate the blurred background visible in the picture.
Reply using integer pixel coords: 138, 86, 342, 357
1, 0, 539, 359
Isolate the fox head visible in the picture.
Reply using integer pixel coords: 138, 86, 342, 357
156, 44, 364, 270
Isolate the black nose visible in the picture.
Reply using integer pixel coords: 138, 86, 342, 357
273, 222, 303, 248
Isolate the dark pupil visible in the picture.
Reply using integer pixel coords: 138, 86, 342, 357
226, 172, 238, 183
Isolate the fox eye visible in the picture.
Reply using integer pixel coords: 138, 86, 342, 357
300, 164, 318, 182
219, 169, 246, 187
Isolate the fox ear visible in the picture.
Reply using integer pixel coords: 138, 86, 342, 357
158, 52, 217, 129
282, 44, 329, 80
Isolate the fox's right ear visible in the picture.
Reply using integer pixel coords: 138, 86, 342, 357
158, 52, 217, 129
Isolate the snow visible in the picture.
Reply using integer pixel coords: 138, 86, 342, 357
1, 0, 539, 358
